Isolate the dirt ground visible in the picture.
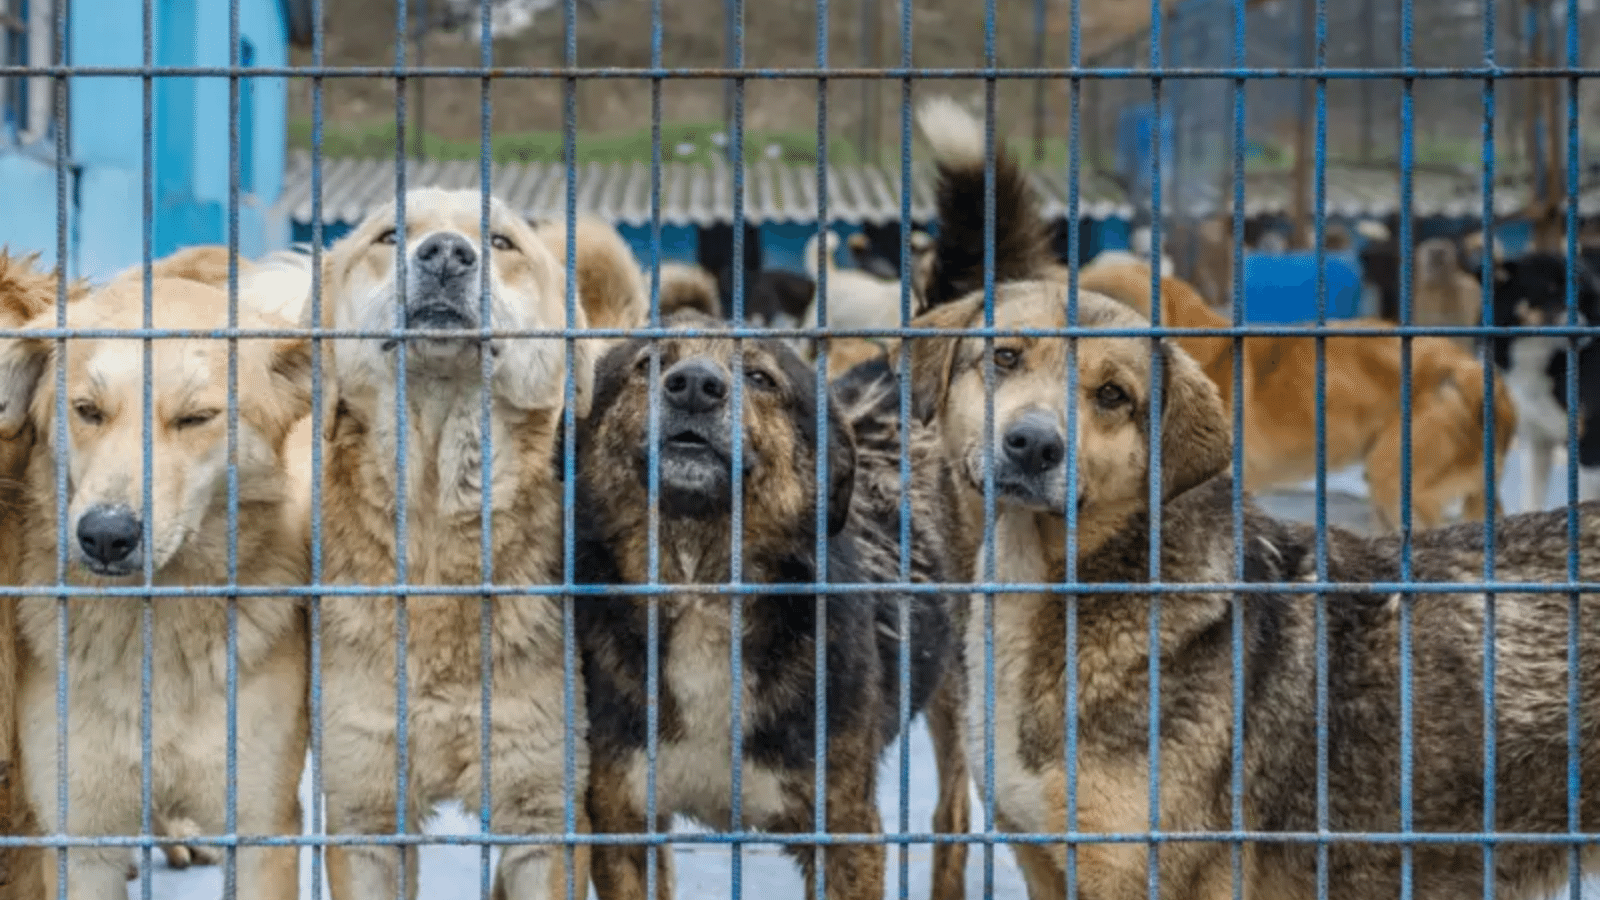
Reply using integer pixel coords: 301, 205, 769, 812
288, 0, 1185, 149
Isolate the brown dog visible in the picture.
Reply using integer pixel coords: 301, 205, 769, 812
312, 188, 647, 900
0, 276, 313, 900
575, 319, 971, 900
1078, 259, 1515, 530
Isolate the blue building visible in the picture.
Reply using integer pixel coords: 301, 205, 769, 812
0, 0, 312, 280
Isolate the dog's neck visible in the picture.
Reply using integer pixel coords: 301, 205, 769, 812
334, 373, 562, 527
964, 495, 1140, 585
590, 510, 813, 593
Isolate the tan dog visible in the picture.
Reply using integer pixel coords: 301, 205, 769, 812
531, 213, 649, 332
1412, 236, 1484, 351
653, 261, 721, 318
1079, 259, 1516, 530
313, 188, 640, 900
0, 276, 313, 900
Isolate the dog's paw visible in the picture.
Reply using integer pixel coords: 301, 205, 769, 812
157, 816, 221, 869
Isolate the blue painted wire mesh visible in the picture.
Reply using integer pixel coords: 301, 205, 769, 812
0, 0, 1596, 897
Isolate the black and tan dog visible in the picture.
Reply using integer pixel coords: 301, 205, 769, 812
574, 313, 972, 900
911, 94, 1600, 900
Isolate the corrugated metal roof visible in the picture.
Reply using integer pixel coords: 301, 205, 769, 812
276, 151, 1137, 227
277, 150, 1575, 227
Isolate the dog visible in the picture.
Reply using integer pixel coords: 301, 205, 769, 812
912, 270, 1600, 900
652, 261, 722, 319
312, 187, 652, 899
531, 213, 650, 333
0, 274, 314, 900
910, 102, 1600, 900
916, 98, 1515, 531
798, 230, 921, 379
574, 314, 971, 900
1486, 252, 1600, 510
1413, 236, 1483, 351
1080, 258, 1516, 530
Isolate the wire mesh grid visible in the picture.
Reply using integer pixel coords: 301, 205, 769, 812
0, 0, 1596, 897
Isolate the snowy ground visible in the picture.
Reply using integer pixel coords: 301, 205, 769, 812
139, 442, 1596, 900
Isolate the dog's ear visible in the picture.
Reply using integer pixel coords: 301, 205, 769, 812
264, 335, 315, 441
908, 296, 977, 425
824, 399, 856, 536
1156, 340, 1231, 501
0, 320, 51, 440
309, 250, 346, 442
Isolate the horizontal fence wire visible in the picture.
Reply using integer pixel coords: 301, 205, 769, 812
1, 0, 1596, 893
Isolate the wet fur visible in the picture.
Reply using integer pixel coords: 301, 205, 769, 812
0, 276, 314, 900
313, 189, 628, 900
574, 316, 971, 900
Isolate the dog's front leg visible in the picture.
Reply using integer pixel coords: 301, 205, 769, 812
926, 666, 971, 900
786, 762, 886, 900
1523, 432, 1557, 512
488, 779, 593, 900
585, 755, 672, 900
325, 788, 420, 900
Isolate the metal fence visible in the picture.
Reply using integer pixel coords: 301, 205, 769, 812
0, 0, 1598, 898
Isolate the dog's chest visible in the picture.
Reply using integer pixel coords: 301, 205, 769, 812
961, 592, 1056, 835
621, 597, 790, 830
1504, 336, 1573, 442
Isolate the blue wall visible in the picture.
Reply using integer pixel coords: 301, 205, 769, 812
0, 0, 290, 281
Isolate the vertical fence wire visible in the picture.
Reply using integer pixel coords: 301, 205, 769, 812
474, 3, 496, 899
13, 1, 1600, 898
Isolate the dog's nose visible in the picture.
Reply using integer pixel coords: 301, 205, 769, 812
77, 506, 142, 567
1002, 416, 1065, 476
415, 233, 477, 280
662, 358, 729, 414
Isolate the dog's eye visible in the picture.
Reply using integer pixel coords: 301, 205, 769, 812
992, 347, 1021, 370
72, 401, 104, 426
745, 369, 776, 390
174, 410, 219, 430
490, 233, 516, 252
1096, 383, 1129, 408
375, 228, 398, 246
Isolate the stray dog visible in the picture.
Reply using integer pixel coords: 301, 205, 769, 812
0, 276, 314, 900
800, 230, 920, 379
914, 267, 1600, 900
314, 188, 645, 899
1080, 258, 1516, 529
653, 261, 722, 319
1413, 236, 1483, 351
575, 314, 971, 900
1487, 252, 1600, 510
916, 97, 1514, 530
531, 213, 649, 332
909, 110, 1600, 900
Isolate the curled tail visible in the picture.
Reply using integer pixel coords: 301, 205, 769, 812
915, 97, 1056, 311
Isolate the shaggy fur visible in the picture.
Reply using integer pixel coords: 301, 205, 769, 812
574, 315, 971, 900
313, 188, 636, 900
0, 276, 314, 900
799, 230, 918, 379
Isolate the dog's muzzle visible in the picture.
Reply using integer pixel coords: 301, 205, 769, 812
647, 356, 756, 517
76, 504, 142, 576
383, 232, 482, 350
992, 409, 1069, 510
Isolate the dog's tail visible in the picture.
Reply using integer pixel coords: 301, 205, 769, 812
916, 97, 1056, 311
653, 262, 723, 320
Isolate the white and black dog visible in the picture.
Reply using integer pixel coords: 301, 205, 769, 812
1489, 251, 1600, 510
